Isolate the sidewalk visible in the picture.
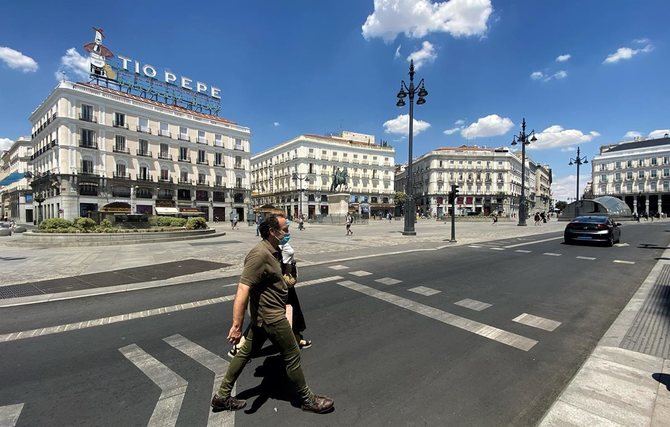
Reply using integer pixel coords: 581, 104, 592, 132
540, 245, 670, 426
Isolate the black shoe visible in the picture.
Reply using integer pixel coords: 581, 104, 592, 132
301, 395, 334, 414
211, 394, 247, 411
299, 339, 312, 349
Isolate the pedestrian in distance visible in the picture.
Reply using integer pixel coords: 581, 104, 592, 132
387, 212, 392, 223
492, 213, 498, 225
255, 214, 262, 237
541, 211, 547, 223
534, 212, 541, 226
298, 215, 305, 231
345, 213, 353, 236
212, 215, 334, 414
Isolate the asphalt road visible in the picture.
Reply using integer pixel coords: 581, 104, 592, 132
1, 222, 668, 426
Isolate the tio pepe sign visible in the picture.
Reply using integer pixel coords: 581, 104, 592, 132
116, 55, 221, 100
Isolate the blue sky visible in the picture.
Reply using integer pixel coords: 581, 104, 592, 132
0, 0, 667, 200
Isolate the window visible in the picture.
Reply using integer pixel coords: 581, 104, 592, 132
81, 129, 96, 146
651, 182, 657, 191
181, 170, 189, 182
638, 171, 645, 179
615, 161, 621, 169
161, 168, 169, 181
198, 149, 206, 163
139, 117, 149, 133
116, 163, 126, 178
638, 182, 644, 191
82, 159, 93, 173
180, 147, 189, 161
652, 158, 658, 166
615, 172, 621, 181
115, 135, 126, 152
215, 134, 223, 147
627, 171, 633, 180
601, 174, 607, 183
215, 175, 223, 186
236, 177, 242, 188
179, 126, 189, 140
114, 112, 125, 127
81, 104, 94, 121
160, 122, 170, 137
160, 143, 169, 158
664, 169, 670, 178
198, 130, 206, 144
235, 156, 242, 168
139, 139, 149, 155
139, 166, 149, 180
627, 160, 632, 168
665, 181, 670, 191
198, 173, 206, 184
651, 170, 658, 178
664, 157, 669, 165
235, 138, 244, 150
439, 160, 443, 167
309, 163, 314, 174
215, 152, 223, 166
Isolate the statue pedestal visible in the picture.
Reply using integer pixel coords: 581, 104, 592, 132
328, 193, 350, 222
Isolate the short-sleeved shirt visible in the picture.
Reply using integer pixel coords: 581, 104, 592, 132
239, 239, 288, 326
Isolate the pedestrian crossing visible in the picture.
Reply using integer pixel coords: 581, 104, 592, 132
465, 243, 638, 265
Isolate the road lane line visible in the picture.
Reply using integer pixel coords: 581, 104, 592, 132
613, 260, 635, 264
503, 235, 564, 248
119, 344, 187, 427
490, 247, 505, 251
0, 276, 344, 343
0, 403, 24, 426
576, 256, 596, 261
408, 286, 441, 296
328, 265, 349, 270
543, 252, 562, 256
513, 313, 562, 332
454, 298, 492, 311
163, 334, 235, 427
375, 277, 402, 285
338, 281, 537, 351
468, 245, 482, 248
514, 249, 532, 253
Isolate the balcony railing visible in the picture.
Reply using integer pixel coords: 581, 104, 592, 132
137, 126, 152, 134
78, 170, 99, 177
178, 134, 191, 142
137, 150, 153, 157
179, 178, 193, 185
234, 164, 244, 169
113, 172, 131, 179
136, 174, 154, 182
197, 137, 208, 145
158, 177, 173, 183
113, 146, 130, 154
158, 153, 173, 160
213, 162, 224, 168
197, 180, 209, 186
113, 121, 128, 129
197, 159, 209, 165
79, 114, 97, 123
159, 129, 171, 137
234, 145, 244, 151
79, 141, 98, 149
178, 157, 192, 163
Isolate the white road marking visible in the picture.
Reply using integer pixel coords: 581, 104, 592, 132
504, 236, 564, 248
490, 247, 505, 251
613, 260, 636, 265
119, 344, 187, 427
375, 277, 402, 285
163, 334, 235, 427
614, 243, 629, 247
576, 256, 596, 261
469, 245, 482, 248
349, 270, 373, 277
513, 313, 562, 332
0, 403, 24, 426
0, 276, 344, 343
328, 265, 349, 270
408, 286, 441, 296
515, 249, 532, 253
454, 298, 492, 311
338, 281, 537, 351
543, 252, 562, 257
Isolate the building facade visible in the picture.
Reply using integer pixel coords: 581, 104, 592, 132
251, 131, 395, 218
0, 137, 33, 223
394, 145, 552, 217
28, 81, 252, 222
591, 136, 670, 215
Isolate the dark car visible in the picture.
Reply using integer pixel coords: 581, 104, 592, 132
564, 216, 621, 246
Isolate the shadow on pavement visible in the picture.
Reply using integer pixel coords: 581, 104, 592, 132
652, 373, 670, 391
236, 355, 298, 413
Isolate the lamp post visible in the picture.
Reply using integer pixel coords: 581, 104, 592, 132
511, 118, 537, 226
292, 172, 310, 220
396, 59, 428, 236
569, 146, 588, 217
33, 192, 45, 225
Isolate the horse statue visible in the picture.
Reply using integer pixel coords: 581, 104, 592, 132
330, 167, 349, 192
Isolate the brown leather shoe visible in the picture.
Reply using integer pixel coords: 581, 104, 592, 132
301, 394, 334, 414
211, 394, 247, 411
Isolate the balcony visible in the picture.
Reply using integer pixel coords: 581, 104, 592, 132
158, 153, 173, 160
307, 154, 316, 159
137, 150, 153, 157
113, 146, 130, 154
197, 180, 209, 186
79, 114, 97, 123
179, 178, 193, 185
159, 129, 171, 137
78, 170, 99, 177
158, 177, 173, 183
178, 134, 191, 142
113, 121, 128, 129
79, 141, 98, 149
136, 174, 154, 182
234, 145, 244, 151
179, 156, 192, 163
234, 163, 244, 170
197, 159, 209, 165
113, 172, 131, 179
196, 137, 208, 145
137, 126, 152, 134
213, 162, 224, 168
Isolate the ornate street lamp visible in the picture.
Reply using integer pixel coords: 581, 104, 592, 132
511, 118, 537, 226
292, 172, 310, 220
33, 192, 45, 224
396, 59, 428, 235
569, 146, 588, 217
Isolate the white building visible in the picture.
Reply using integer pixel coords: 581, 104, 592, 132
28, 81, 252, 222
394, 145, 552, 217
591, 135, 670, 215
0, 137, 33, 222
251, 131, 395, 218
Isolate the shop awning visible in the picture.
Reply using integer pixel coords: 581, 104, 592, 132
100, 202, 131, 213
179, 207, 205, 216
0, 171, 24, 187
155, 207, 179, 215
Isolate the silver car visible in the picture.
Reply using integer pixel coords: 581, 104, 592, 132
564, 216, 621, 246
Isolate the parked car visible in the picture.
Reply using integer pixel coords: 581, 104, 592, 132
564, 216, 621, 246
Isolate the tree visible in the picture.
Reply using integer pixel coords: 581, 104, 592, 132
394, 191, 407, 206
555, 201, 567, 211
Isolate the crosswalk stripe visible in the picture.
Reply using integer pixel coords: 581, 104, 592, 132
513, 313, 562, 332
375, 277, 402, 285
543, 252, 561, 256
576, 256, 596, 260
328, 265, 349, 270
119, 344, 187, 427
454, 298, 492, 311
468, 245, 482, 248
0, 403, 24, 427
408, 286, 441, 296
515, 249, 532, 253
338, 281, 537, 351
613, 260, 635, 265
163, 334, 235, 427
490, 247, 505, 251
349, 270, 372, 277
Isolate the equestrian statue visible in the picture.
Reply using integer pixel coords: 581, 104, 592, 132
329, 167, 349, 192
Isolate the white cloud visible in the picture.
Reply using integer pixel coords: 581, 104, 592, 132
530, 71, 544, 80
633, 38, 650, 45
362, 0, 493, 42
556, 54, 571, 62
649, 129, 670, 139
0, 137, 13, 152
383, 114, 431, 136
394, 44, 402, 58
461, 114, 514, 139
604, 43, 653, 64
443, 127, 461, 135
407, 41, 436, 70
454, 119, 465, 126
551, 173, 590, 202
0, 46, 38, 72
273, 122, 280, 127
553, 70, 567, 79
55, 48, 90, 81
624, 131, 642, 139
531, 70, 567, 81
529, 125, 599, 150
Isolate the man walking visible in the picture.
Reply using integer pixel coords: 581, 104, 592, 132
211, 215, 334, 414
345, 213, 353, 236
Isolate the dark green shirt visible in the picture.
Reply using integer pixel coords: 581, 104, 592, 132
240, 239, 288, 326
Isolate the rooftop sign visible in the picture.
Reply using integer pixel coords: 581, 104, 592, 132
84, 28, 221, 115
